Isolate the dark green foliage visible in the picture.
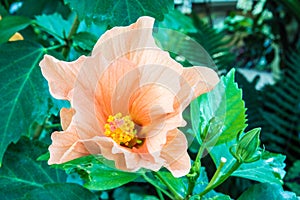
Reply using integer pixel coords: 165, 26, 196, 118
285, 160, 300, 195
16, 0, 70, 18
0, 41, 49, 165
235, 72, 264, 130
112, 185, 160, 200
0, 137, 98, 200
0, 15, 31, 44
189, 14, 236, 70
63, 0, 173, 26
238, 182, 298, 200
259, 49, 300, 162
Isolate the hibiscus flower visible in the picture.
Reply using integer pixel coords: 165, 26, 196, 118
40, 16, 219, 177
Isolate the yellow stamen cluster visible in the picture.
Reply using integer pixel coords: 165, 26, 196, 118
104, 113, 137, 147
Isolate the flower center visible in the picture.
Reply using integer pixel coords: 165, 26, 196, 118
104, 113, 142, 148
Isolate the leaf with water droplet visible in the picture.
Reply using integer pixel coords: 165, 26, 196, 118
55, 155, 141, 190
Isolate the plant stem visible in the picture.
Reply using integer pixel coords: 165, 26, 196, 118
199, 160, 242, 197
154, 172, 183, 200
4, 0, 9, 10
155, 187, 165, 200
142, 173, 173, 199
186, 143, 206, 198
45, 123, 62, 129
62, 15, 80, 58
204, 157, 227, 189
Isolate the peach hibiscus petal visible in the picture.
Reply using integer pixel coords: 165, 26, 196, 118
127, 84, 176, 126
48, 131, 89, 164
127, 49, 183, 74
60, 108, 75, 130
160, 129, 191, 177
40, 55, 87, 100
69, 53, 111, 139
92, 16, 157, 61
178, 66, 220, 109
96, 57, 138, 118
41, 16, 220, 176
111, 62, 183, 123
79, 137, 163, 172
92, 16, 183, 74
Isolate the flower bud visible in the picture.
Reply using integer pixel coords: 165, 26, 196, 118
230, 128, 261, 163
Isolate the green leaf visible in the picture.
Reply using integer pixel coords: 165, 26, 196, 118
285, 160, 300, 195
23, 183, 98, 200
35, 13, 73, 41
190, 69, 247, 145
258, 48, 300, 162
156, 171, 187, 197
72, 32, 98, 51
16, 0, 70, 19
113, 186, 159, 200
233, 151, 286, 184
0, 16, 31, 44
0, 41, 63, 165
238, 183, 298, 200
57, 155, 141, 190
129, 193, 159, 200
210, 142, 286, 185
64, 0, 173, 26
0, 138, 98, 200
158, 9, 197, 33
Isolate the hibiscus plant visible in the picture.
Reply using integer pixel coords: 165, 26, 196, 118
0, 0, 298, 200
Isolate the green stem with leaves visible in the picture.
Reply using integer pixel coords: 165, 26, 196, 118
45, 123, 62, 129
154, 172, 183, 200
155, 187, 165, 200
199, 160, 242, 197
62, 15, 80, 58
186, 143, 206, 198
142, 173, 173, 199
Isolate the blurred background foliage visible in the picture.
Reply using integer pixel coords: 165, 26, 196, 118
0, 0, 299, 199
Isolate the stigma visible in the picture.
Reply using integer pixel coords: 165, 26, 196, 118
104, 113, 142, 148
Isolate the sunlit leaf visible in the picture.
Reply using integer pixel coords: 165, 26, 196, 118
57, 155, 141, 190
190, 69, 247, 145
210, 141, 286, 185
64, 0, 173, 26
0, 138, 98, 200
0, 16, 31, 44
233, 151, 286, 184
